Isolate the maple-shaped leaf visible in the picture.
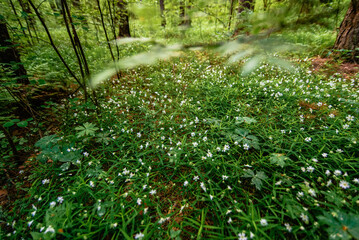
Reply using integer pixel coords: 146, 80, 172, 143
242, 170, 268, 190
318, 211, 359, 240
75, 122, 99, 137
270, 153, 289, 168
236, 117, 257, 124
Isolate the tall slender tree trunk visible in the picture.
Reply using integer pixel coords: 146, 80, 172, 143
72, 0, 80, 8
159, 0, 166, 27
233, 0, 255, 36
262, 0, 269, 11
179, 0, 191, 27
0, 19, 29, 85
228, 0, 236, 30
48, 0, 57, 11
8, 0, 30, 44
18, 0, 39, 40
71, 0, 88, 28
55, 0, 64, 14
107, 0, 120, 58
334, 0, 359, 63
117, 0, 131, 38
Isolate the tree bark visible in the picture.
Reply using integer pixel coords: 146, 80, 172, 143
233, 0, 255, 36
55, 0, 64, 14
48, 0, 57, 11
159, 0, 166, 27
238, 0, 254, 14
18, 0, 38, 38
334, 0, 359, 63
117, 0, 131, 38
72, 0, 80, 8
228, 0, 236, 30
179, 0, 191, 27
0, 19, 29, 85
8, 0, 30, 44
262, 0, 269, 11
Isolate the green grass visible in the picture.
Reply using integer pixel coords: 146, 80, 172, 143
2, 49, 358, 239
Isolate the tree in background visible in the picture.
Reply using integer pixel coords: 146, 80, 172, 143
238, 0, 255, 13
232, 0, 255, 35
159, 0, 166, 27
0, 16, 29, 85
117, 0, 131, 37
334, 0, 359, 63
179, 0, 192, 27
18, 0, 38, 40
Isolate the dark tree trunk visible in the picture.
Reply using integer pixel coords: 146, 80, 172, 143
0, 19, 29, 85
238, 0, 254, 14
9, 0, 30, 43
228, 0, 236, 29
159, 0, 166, 27
49, 0, 57, 11
72, 0, 80, 8
263, 0, 269, 11
70, 0, 89, 29
117, 0, 131, 38
18, 0, 38, 38
334, 0, 359, 63
55, 0, 64, 14
233, 0, 255, 36
179, 0, 191, 27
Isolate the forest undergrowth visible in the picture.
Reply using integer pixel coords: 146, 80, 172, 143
1, 49, 359, 239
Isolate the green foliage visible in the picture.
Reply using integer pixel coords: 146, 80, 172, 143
3, 49, 359, 240
269, 153, 290, 168
35, 134, 82, 166
3, 119, 20, 128
1, 0, 358, 239
242, 169, 268, 190
318, 211, 359, 239
75, 122, 98, 137
90, 43, 182, 88
225, 127, 260, 150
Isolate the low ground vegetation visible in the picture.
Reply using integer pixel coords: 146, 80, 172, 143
1, 48, 359, 239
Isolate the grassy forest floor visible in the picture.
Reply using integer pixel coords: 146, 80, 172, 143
1, 27, 359, 239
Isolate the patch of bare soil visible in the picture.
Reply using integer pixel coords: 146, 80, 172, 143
311, 57, 359, 79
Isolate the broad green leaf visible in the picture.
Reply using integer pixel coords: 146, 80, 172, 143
236, 117, 257, 124
170, 229, 181, 238
267, 57, 294, 71
17, 121, 28, 127
252, 177, 263, 190
242, 170, 267, 190
35, 135, 60, 149
252, 171, 267, 190
118, 45, 181, 69
3, 119, 20, 128
91, 45, 182, 88
218, 41, 242, 55
270, 153, 289, 168
256, 171, 267, 180
75, 122, 98, 137
90, 68, 118, 88
322, 191, 344, 208
242, 169, 255, 178
241, 55, 263, 76
228, 49, 254, 63
3, 121, 14, 127
234, 128, 249, 136
60, 162, 70, 171
318, 211, 359, 240
113, 37, 152, 45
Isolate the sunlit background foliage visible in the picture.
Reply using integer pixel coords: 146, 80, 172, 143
0, 0, 358, 239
